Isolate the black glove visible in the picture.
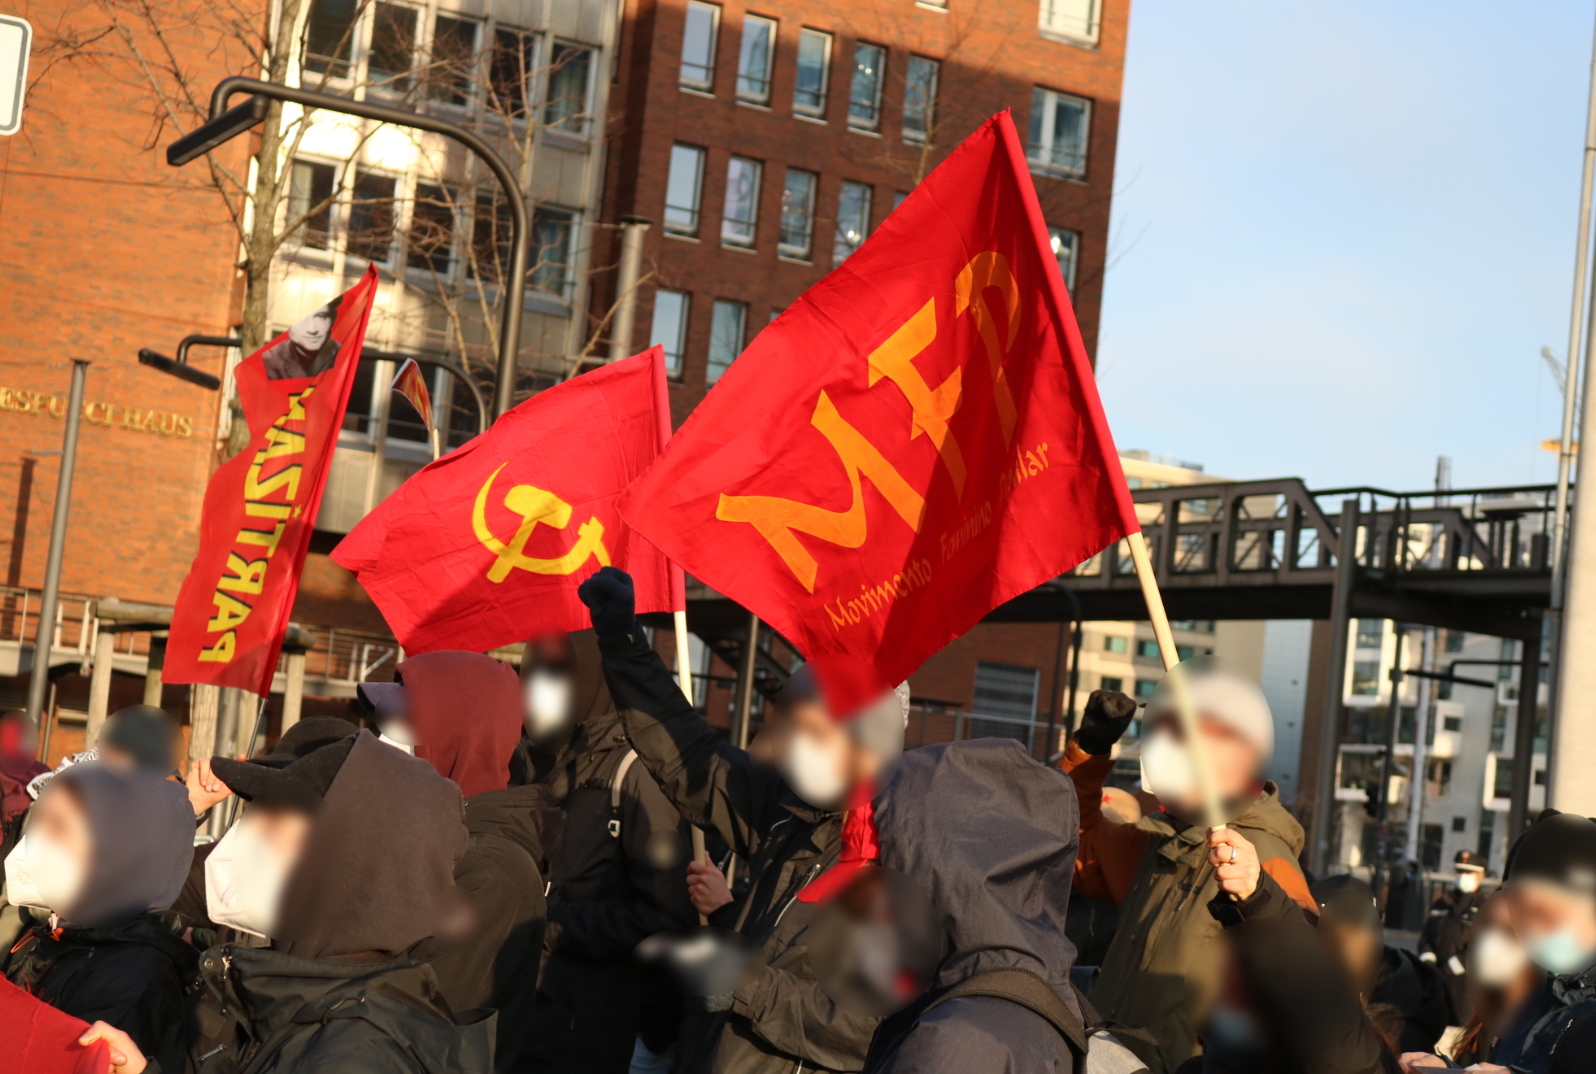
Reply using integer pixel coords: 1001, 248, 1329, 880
578, 566, 638, 642
1074, 689, 1137, 755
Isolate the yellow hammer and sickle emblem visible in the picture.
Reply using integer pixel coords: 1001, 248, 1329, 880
472, 463, 612, 583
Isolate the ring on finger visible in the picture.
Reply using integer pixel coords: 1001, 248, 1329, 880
1228, 845, 1238, 864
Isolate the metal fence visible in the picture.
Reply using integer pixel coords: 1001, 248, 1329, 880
905, 704, 1064, 760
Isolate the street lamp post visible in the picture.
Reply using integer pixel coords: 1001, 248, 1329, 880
167, 76, 528, 418
26, 360, 89, 725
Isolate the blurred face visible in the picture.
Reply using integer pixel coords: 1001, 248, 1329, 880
288, 307, 334, 351
31, 782, 92, 874
96, 742, 136, 772
1470, 892, 1534, 997
4, 781, 91, 914
247, 803, 313, 869
1316, 918, 1383, 996
523, 634, 577, 740
205, 803, 312, 939
0, 714, 35, 761
1508, 881, 1596, 974
774, 698, 868, 809
1141, 712, 1263, 815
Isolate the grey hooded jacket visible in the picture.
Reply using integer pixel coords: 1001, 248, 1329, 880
864, 739, 1083, 1074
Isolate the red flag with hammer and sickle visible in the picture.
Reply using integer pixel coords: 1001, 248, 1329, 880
617, 112, 1139, 712
332, 347, 681, 653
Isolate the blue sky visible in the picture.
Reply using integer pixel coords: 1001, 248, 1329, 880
1096, 2, 1596, 491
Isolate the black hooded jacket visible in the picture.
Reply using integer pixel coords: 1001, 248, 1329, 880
863, 739, 1083, 1074
190, 732, 484, 1074
597, 628, 879, 1074
519, 630, 697, 1074
2, 764, 196, 1073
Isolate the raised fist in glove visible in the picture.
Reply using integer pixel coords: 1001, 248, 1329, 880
578, 566, 637, 641
1074, 689, 1138, 755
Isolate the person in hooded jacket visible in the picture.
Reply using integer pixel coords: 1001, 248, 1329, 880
1060, 678, 1316, 1074
375, 650, 551, 1074
1, 763, 197, 1074
512, 626, 697, 1074
578, 566, 888, 1074
166, 729, 491, 1074
814, 737, 1097, 1074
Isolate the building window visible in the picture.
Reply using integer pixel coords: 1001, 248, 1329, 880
1039, 0, 1100, 44
902, 55, 938, 143
649, 290, 690, 378
368, 3, 420, 91
427, 13, 480, 105
1176, 644, 1195, 662
1452, 815, 1467, 832
1351, 660, 1381, 696
707, 299, 747, 384
794, 29, 831, 117
545, 43, 593, 133
892, 190, 909, 211
722, 156, 762, 247
1355, 619, 1384, 649
680, 1, 720, 90
1027, 87, 1090, 178
488, 28, 538, 118
287, 160, 337, 251
1134, 678, 1158, 699
1135, 639, 1159, 659
972, 661, 1040, 745
1443, 715, 1464, 733
348, 170, 398, 264
530, 207, 575, 298
1104, 635, 1127, 654
1428, 759, 1453, 798
406, 183, 456, 274
469, 191, 512, 282
833, 180, 871, 263
779, 168, 816, 258
1048, 226, 1079, 291
848, 42, 884, 131
1444, 628, 1466, 653
1100, 676, 1123, 693
737, 14, 776, 103
304, 0, 359, 78
664, 144, 706, 235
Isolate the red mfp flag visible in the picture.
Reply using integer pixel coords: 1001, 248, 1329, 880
332, 347, 681, 654
618, 113, 1138, 710
0, 976, 110, 1074
166, 268, 378, 695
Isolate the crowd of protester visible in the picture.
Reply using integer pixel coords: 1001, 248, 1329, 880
1, 567, 1594, 1072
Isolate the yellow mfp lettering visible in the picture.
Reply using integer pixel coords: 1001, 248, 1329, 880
867, 298, 967, 499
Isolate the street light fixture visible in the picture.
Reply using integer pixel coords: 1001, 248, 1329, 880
137, 333, 232, 390
166, 76, 528, 418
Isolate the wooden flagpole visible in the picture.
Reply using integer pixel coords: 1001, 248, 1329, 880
674, 607, 710, 923
1124, 531, 1227, 830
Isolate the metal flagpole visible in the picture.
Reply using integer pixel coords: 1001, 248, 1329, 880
674, 607, 710, 925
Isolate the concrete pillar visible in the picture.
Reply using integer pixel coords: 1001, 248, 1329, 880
86, 622, 116, 747
608, 216, 652, 360
143, 633, 166, 707
282, 650, 306, 735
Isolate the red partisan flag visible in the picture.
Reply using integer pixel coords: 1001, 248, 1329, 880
166, 268, 379, 695
618, 112, 1139, 711
332, 347, 681, 654
391, 358, 434, 434
0, 976, 110, 1074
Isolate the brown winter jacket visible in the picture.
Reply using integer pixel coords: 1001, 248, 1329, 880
1060, 739, 1316, 1074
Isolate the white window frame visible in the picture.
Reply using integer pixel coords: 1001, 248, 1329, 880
902, 55, 938, 144
847, 41, 885, 132
543, 39, 596, 136
793, 28, 832, 118
779, 167, 817, 259
347, 167, 401, 267
721, 155, 762, 248
425, 10, 483, 107
833, 180, 872, 264
736, 14, 777, 104
1048, 226, 1080, 292
664, 143, 707, 236
680, 0, 721, 91
404, 180, 461, 279
530, 204, 579, 302
706, 298, 747, 384
649, 289, 691, 378
1038, 0, 1101, 45
1028, 87, 1091, 179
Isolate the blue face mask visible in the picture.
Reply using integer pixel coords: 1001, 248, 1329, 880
1206, 1005, 1267, 1057
1523, 927, 1596, 976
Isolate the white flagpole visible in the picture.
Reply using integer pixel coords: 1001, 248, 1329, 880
674, 606, 710, 924
1125, 531, 1227, 831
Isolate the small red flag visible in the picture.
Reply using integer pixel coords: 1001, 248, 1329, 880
618, 113, 1138, 711
332, 347, 681, 653
0, 976, 110, 1074
165, 268, 379, 695
391, 358, 435, 435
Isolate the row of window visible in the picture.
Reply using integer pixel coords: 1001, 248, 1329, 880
286, 158, 577, 299
1097, 675, 1160, 700
1101, 636, 1204, 662
303, 0, 594, 131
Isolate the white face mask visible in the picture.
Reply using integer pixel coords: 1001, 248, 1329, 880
1457, 871, 1482, 894
3, 832, 84, 915
1139, 729, 1196, 804
779, 730, 848, 809
205, 817, 290, 939
1471, 926, 1529, 986
524, 672, 574, 739
376, 722, 415, 755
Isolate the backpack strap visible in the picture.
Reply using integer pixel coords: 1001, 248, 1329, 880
920, 968, 1090, 1056
608, 749, 638, 839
